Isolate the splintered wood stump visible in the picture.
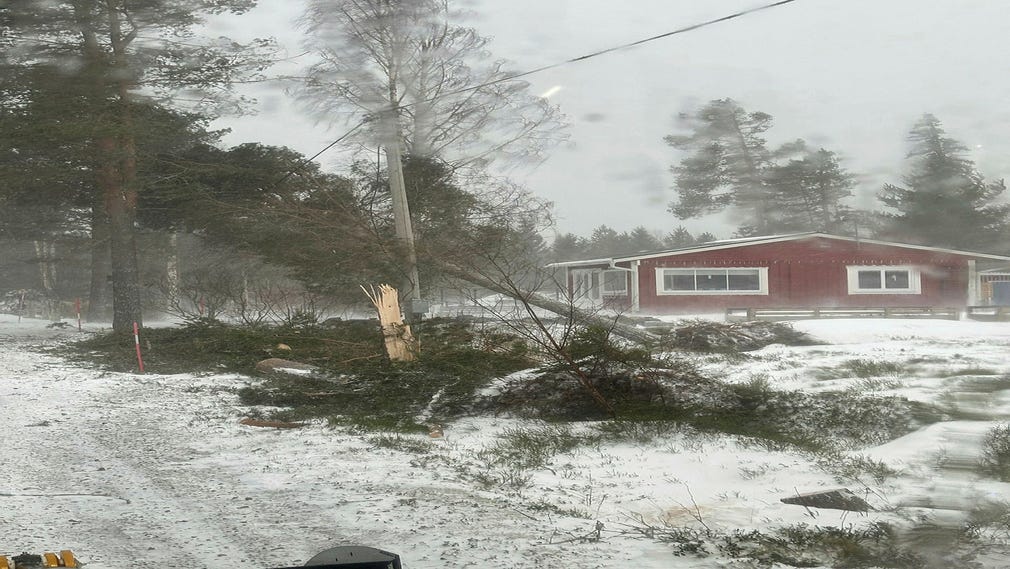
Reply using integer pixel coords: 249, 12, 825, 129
361, 284, 418, 361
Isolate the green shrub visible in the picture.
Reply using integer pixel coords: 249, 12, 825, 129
843, 359, 907, 378
979, 423, 1010, 481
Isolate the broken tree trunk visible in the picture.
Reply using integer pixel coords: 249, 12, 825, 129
361, 284, 418, 362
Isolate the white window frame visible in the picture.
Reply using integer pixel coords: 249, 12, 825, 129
846, 265, 921, 295
656, 267, 769, 296
601, 269, 628, 296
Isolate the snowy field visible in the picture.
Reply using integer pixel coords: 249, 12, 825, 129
3, 314, 1010, 568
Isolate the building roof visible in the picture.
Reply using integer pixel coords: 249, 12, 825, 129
548, 232, 1010, 268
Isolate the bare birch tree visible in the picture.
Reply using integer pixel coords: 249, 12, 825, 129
297, 0, 566, 301
298, 0, 566, 168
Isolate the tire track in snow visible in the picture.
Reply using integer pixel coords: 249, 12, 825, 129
0, 337, 323, 568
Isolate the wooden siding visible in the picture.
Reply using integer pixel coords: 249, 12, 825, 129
634, 237, 969, 314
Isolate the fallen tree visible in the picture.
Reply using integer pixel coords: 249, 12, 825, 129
439, 262, 659, 346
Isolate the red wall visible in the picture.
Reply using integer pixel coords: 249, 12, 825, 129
633, 237, 970, 314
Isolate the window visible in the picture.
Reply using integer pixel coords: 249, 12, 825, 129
601, 270, 628, 295
571, 269, 599, 300
657, 267, 768, 295
847, 266, 921, 294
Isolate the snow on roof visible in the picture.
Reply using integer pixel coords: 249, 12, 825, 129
550, 233, 1010, 267
544, 256, 616, 268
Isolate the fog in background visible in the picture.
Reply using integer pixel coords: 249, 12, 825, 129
205, 0, 1010, 238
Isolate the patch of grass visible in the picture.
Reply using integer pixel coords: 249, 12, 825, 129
525, 499, 591, 520
813, 452, 900, 485
978, 423, 1010, 481
628, 520, 923, 568
819, 358, 909, 380
848, 376, 905, 393
469, 425, 589, 493
722, 523, 923, 568
937, 367, 1000, 378
59, 316, 385, 375
591, 420, 693, 445
962, 501, 1010, 544
368, 433, 435, 454
953, 374, 1010, 394
477, 425, 585, 471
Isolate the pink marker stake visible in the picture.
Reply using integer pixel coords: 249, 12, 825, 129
133, 321, 145, 373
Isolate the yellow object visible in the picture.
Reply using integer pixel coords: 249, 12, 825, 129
59, 551, 77, 568
43, 552, 61, 567
0, 555, 10, 569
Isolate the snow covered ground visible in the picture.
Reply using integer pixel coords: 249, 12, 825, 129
3, 314, 1010, 568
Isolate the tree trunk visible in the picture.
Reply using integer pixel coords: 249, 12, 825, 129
165, 231, 180, 312
87, 199, 112, 322
34, 239, 59, 321
33, 239, 55, 294
100, 1, 143, 333
362, 284, 417, 361
440, 263, 658, 346
98, 128, 143, 332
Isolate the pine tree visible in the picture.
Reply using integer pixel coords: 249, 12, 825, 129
7, 0, 271, 330
588, 225, 625, 257
878, 114, 1009, 250
765, 145, 855, 233
663, 226, 695, 248
665, 99, 775, 234
624, 226, 663, 254
549, 234, 589, 262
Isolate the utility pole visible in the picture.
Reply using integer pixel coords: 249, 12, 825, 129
384, 140, 421, 302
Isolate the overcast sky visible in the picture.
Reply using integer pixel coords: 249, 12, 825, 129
205, 0, 1010, 240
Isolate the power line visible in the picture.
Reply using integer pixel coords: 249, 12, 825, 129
447, 0, 801, 96
277, 0, 803, 180
272, 119, 364, 186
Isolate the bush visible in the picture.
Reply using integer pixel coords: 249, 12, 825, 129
979, 423, 1010, 481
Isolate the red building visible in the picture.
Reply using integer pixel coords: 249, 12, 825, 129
550, 233, 1010, 315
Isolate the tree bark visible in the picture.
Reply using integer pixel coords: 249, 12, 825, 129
87, 199, 112, 322
165, 231, 180, 312
99, 131, 143, 332
92, 1, 143, 332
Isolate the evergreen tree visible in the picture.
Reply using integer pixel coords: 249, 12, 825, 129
549, 233, 589, 262
666, 100, 861, 237
588, 225, 625, 257
7, 0, 272, 330
878, 114, 1009, 250
624, 226, 663, 254
695, 232, 718, 243
665, 99, 774, 234
663, 226, 696, 248
765, 145, 855, 233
